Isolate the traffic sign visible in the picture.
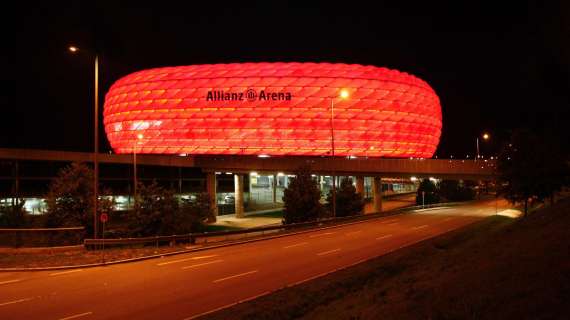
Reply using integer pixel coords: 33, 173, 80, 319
100, 213, 108, 223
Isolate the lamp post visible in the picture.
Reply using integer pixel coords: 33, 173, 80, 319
133, 133, 143, 210
69, 46, 99, 239
476, 132, 490, 160
330, 89, 350, 218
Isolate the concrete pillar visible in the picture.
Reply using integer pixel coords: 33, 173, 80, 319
206, 172, 218, 220
355, 176, 365, 195
372, 176, 382, 213
272, 174, 277, 203
234, 174, 244, 218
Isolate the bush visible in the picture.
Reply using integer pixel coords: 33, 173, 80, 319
0, 200, 29, 228
128, 182, 213, 236
439, 180, 476, 202
416, 178, 440, 205
325, 178, 364, 217
128, 181, 179, 237
282, 166, 324, 224
179, 192, 215, 233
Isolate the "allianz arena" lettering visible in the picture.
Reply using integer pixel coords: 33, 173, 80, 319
206, 90, 293, 102
103, 62, 442, 158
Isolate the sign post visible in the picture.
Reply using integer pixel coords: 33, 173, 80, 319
100, 213, 108, 263
422, 191, 425, 208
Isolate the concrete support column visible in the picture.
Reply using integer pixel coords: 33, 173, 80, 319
206, 172, 218, 221
372, 176, 382, 213
234, 174, 245, 218
355, 176, 365, 195
272, 174, 277, 203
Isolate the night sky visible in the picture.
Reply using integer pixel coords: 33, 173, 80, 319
7, 1, 570, 158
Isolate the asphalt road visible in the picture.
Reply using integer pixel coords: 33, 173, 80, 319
0, 199, 508, 320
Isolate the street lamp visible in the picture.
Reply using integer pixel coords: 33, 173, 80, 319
330, 88, 350, 218
69, 45, 100, 239
133, 133, 144, 210
476, 132, 490, 160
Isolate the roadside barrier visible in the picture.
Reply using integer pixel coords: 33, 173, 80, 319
0, 227, 84, 248
84, 201, 464, 249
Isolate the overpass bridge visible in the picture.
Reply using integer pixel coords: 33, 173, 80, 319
0, 148, 496, 217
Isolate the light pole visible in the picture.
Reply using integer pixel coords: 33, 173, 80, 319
133, 133, 143, 210
476, 132, 490, 160
330, 89, 350, 218
69, 46, 99, 239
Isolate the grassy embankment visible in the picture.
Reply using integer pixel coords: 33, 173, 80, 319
206, 198, 570, 320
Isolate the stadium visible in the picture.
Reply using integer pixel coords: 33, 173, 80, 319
103, 63, 442, 158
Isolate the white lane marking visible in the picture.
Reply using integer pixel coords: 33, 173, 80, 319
49, 269, 83, 276
345, 230, 362, 236
157, 254, 218, 266
181, 259, 224, 270
376, 234, 393, 240
0, 297, 33, 307
309, 232, 336, 238
58, 311, 93, 320
283, 242, 308, 249
412, 224, 429, 230
213, 270, 258, 283
317, 248, 341, 256
0, 279, 21, 285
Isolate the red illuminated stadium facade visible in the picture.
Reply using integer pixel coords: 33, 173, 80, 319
103, 63, 442, 158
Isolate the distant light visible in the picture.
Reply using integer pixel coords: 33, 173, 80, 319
68, 46, 78, 53
410, 176, 418, 181
179, 153, 187, 157
347, 155, 357, 159
370, 146, 375, 150
429, 177, 437, 182
225, 172, 232, 175
258, 154, 270, 158
137, 133, 144, 140
277, 172, 284, 176
250, 172, 258, 176
483, 133, 490, 140
215, 172, 221, 175
311, 174, 317, 177
339, 89, 350, 99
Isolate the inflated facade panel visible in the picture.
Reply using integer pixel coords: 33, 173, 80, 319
104, 62, 441, 157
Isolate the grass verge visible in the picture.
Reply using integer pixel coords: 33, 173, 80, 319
204, 198, 570, 320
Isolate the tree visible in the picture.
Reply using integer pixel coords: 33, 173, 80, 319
498, 130, 569, 216
45, 162, 95, 234
282, 166, 323, 224
325, 178, 364, 217
416, 178, 439, 205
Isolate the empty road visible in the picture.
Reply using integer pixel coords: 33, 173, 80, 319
0, 199, 508, 320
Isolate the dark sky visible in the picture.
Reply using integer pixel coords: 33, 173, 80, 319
7, 1, 570, 158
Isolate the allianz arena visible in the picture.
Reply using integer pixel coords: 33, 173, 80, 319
103, 62, 442, 158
